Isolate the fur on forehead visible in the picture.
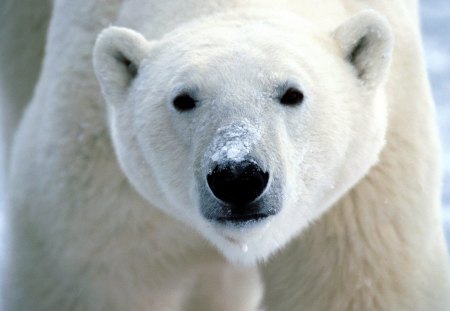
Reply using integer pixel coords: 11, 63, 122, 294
138, 10, 329, 86
153, 9, 324, 51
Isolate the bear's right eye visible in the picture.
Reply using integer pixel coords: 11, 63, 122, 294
279, 87, 304, 106
173, 94, 197, 112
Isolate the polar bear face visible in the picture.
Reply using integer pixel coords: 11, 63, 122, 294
94, 11, 392, 264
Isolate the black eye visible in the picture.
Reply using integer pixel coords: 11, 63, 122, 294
173, 93, 197, 111
279, 87, 304, 106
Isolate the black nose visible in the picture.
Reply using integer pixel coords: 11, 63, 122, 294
207, 160, 269, 206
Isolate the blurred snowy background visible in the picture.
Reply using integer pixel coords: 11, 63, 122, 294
421, 0, 450, 242
0, 1, 449, 304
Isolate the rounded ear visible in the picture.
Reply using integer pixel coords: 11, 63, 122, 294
93, 26, 154, 106
334, 11, 393, 88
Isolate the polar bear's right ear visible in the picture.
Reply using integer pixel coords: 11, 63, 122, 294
93, 26, 154, 105
334, 11, 393, 89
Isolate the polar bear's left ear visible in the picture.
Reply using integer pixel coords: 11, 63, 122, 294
334, 11, 393, 88
93, 26, 154, 106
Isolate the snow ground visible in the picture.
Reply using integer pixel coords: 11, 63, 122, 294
0, 1, 449, 305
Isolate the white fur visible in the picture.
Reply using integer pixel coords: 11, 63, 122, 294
2, 0, 449, 310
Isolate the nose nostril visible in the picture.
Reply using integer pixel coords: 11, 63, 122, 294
207, 161, 269, 206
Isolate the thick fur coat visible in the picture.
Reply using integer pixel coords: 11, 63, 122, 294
1, 0, 449, 310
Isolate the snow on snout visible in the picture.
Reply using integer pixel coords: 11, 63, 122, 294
207, 120, 261, 166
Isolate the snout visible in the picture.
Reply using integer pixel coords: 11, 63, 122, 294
207, 160, 269, 207
203, 159, 279, 224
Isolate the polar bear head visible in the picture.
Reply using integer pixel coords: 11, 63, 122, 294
93, 10, 393, 264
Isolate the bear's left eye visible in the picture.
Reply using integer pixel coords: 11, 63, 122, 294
279, 87, 304, 106
173, 93, 197, 112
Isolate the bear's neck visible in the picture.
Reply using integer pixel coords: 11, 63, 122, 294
304, 149, 448, 309
264, 130, 450, 309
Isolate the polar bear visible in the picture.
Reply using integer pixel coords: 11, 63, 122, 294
1, 0, 449, 310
